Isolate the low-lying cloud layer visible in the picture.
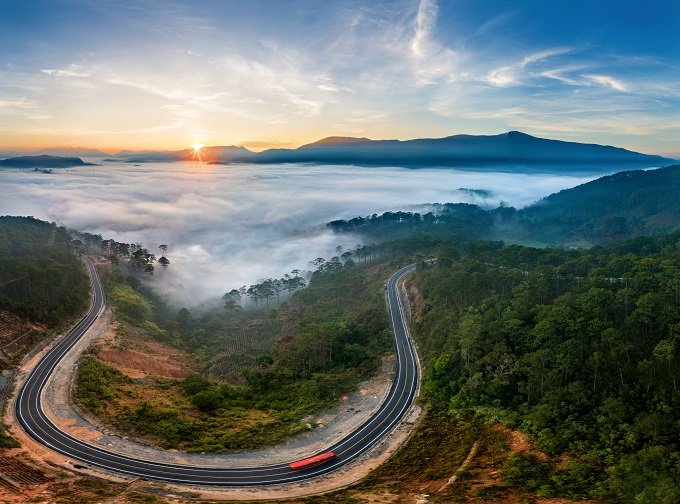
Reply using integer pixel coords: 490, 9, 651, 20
0, 162, 601, 305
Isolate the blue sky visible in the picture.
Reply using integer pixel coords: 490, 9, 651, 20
1, 0, 678, 154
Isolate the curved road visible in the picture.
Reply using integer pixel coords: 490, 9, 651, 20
16, 259, 418, 486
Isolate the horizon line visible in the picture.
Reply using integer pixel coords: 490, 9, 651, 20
1, 130, 679, 159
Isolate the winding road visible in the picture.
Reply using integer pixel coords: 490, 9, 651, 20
15, 259, 418, 486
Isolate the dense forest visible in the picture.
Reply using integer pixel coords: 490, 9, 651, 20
515, 164, 680, 243
328, 204, 493, 241
411, 234, 680, 501
0, 216, 89, 325
0, 215, 171, 326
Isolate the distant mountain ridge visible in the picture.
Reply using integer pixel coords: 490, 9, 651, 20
0, 155, 93, 168
252, 131, 673, 168
110, 145, 254, 164
104, 131, 674, 168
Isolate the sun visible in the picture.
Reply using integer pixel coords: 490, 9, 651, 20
192, 143, 205, 153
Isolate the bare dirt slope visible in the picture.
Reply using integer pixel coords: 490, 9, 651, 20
93, 318, 194, 379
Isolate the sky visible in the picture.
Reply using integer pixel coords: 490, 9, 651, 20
1, 0, 679, 155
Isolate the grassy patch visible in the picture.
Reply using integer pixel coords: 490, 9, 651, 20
75, 355, 360, 451
107, 283, 152, 324
0, 423, 20, 448
75, 355, 131, 414
76, 259, 396, 452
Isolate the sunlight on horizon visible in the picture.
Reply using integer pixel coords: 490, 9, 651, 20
0, 1, 679, 156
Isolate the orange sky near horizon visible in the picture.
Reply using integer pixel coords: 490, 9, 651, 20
2, 2, 680, 158
0, 133, 308, 154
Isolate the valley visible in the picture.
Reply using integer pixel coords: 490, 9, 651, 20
0, 157, 679, 502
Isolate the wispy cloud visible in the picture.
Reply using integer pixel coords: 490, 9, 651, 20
583, 74, 629, 92
411, 0, 438, 59
408, 0, 461, 84
0, 0, 678, 154
485, 47, 574, 87
0, 96, 38, 110
522, 48, 573, 66
538, 66, 588, 85
41, 65, 91, 78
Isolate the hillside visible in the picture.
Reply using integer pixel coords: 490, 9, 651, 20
0, 216, 89, 325
329, 164, 680, 246
0, 155, 92, 168
0, 216, 90, 452
514, 164, 680, 242
407, 233, 680, 502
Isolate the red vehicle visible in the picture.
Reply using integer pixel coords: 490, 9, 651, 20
288, 451, 336, 471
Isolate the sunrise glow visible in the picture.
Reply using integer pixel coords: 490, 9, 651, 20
0, 1, 678, 156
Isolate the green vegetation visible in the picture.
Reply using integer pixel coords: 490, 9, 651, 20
0, 423, 20, 448
9, 161, 680, 500
293, 228, 680, 503
76, 256, 395, 452
360, 407, 482, 485
411, 233, 680, 501
75, 355, 131, 414
329, 164, 680, 246
0, 215, 92, 448
0, 216, 89, 325
519, 164, 680, 242
71, 229, 170, 274
107, 283, 152, 323
328, 204, 493, 241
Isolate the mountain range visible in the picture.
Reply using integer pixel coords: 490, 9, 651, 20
103, 131, 674, 169
251, 131, 674, 168
2, 131, 674, 170
110, 145, 253, 164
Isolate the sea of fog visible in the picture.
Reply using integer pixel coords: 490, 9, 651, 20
0, 162, 605, 305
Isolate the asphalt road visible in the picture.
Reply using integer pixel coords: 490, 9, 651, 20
15, 258, 418, 486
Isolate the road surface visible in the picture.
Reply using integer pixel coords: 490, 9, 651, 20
15, 258, 418, 486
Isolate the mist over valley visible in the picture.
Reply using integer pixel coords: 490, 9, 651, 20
0, 161, 605, 304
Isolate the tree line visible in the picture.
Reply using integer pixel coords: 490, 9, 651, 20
70, 229, 170, 274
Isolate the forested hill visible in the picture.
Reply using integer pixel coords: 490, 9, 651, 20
514, 164, 680, 242
0, 155, 92, 168
329, 164, 680, 246
0, 216, 89, 325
